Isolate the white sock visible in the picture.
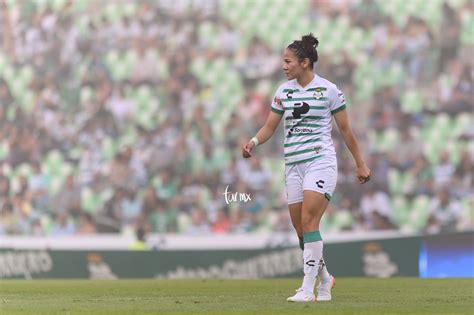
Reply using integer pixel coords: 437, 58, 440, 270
318, 257, 331, 282
301, 240, 323, 293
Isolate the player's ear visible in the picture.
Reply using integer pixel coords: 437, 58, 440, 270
301, 57, 310, 69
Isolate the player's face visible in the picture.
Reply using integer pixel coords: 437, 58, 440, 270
282, 48, 304, 80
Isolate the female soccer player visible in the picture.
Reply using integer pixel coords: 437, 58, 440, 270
242, 34, 371, 302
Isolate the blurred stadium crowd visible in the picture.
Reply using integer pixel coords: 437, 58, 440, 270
0, 0, 472, 237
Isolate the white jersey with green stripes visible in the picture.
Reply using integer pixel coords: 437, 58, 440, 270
271, 74, 346, 166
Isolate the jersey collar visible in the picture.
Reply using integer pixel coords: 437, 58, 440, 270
294, 73, 318, 90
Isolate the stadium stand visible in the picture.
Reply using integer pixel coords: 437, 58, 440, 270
0, 0, 472, 236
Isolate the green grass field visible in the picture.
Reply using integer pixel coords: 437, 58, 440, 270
1, 278, 473, 314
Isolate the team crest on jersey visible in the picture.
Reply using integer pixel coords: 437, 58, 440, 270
313, 88, 324, 99
274, 96, 282, 105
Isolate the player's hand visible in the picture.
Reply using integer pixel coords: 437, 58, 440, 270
242, 142, 255, 158
357, 163, 371, 184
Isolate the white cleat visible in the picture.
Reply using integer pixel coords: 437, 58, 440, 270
295, 277, 321, 292
287, 288, 315, 303
316, 275, 336, 301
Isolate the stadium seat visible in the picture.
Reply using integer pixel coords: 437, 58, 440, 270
401, 89, 423, 113
406, 195, 431, 231
81, 187, 112, 215
0, 140, 9, 160
392, 195, 410, 227
461, 11, 474, 44
387, 168, 416, 195
452, 112, 471, 138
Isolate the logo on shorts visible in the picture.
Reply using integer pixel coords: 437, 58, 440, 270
316, 180, 325, 189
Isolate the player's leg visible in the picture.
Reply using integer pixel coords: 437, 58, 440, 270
288, 161, 337, 302
288, 202, 303, 249
289, 200, 325, 289
286, 165, 318, 302
300, 190, 328, 294
300, 190, 335, 301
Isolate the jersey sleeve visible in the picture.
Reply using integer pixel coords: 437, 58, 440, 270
270, 87, 284, 115
329, 86, 347, 115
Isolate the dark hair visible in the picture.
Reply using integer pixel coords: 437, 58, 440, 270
287, 33, 319, 69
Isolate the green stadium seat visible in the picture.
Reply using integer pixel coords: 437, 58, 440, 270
388, 168, 414, 195
382, 128, 400, 152
0, 140, 9, 160
81, 187, 110, 215
422, 142, 440, 165
452, 112, 471, 138
392, 195, 410, 227
460, 12, 474, 44
407, 195, 431, 231
333, 210, 354, 230
104, 4, 122, 23
122, 2, 137, 16
15, 163, 33, 178
6, 0, 16, 9
72, 0, 87, 12
401, 89, 423, 113
459, 196, 473, 228
50, 0, 66, 11
41, 214, 53, 233
48, 174, 64, 195
177, 212, 191, 233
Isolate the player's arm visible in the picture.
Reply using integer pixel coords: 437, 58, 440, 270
333, 109, 371, 183
242, 111, 282, 158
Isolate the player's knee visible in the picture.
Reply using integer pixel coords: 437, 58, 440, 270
301, 214, 318, 232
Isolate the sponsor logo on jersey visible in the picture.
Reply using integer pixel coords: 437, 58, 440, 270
290, 127, 313, 133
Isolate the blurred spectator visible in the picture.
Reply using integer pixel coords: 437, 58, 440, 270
426, 189, 463, 234
0, 202, 17, 234
129, 224, 148, 250
50, 213, 75, 235
438, 3, 461, 73
452, 150, 473, 198
360, 184, 395, 230
54, 174, 81, 217
184, 207, 211, 235
148, 199, 178, 233
95, 188, 126, 233
408, 156, 434, 196
433, 151, 455, 189
212, 208, 231, 234
76, 212, 97, 234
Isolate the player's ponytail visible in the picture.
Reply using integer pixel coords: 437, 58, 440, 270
288, 33, 319, 69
